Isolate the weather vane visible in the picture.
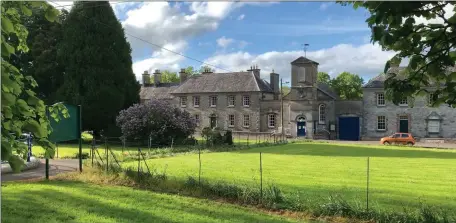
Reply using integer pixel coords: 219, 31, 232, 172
302, 43, 309, 57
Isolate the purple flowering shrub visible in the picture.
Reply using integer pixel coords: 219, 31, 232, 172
116, 99, 197, 145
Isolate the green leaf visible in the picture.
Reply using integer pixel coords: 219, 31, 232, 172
27, 95, 41, 106
450, 72, 456, 80
22, 119, 46, 138
1, 92, 16, 107
3, 106, 13, 119
20, 4, 32, 16
1, 42, 15, 56
1, 17, 14, 33
45, 8, 60, 22
3, 121, 12, 130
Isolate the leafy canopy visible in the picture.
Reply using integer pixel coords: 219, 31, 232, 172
316, 71, 364, 100
340, 2, 456, 107
317, 72, 331, 85
57, 1, 140, 136
116, 99, 197, 145
1, 2, 67, 171
330, 72, 364, 100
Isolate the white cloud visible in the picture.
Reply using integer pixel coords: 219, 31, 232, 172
319, 3, 331, 11
414, 4, 455, 25
126, 2, 267, 78
203, 44, 398, 82
217, 36, 234, 48
238, 40, 249, 49
237, 14, 245, 20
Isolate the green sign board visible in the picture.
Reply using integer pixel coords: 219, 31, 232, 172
48, 103, 81, 143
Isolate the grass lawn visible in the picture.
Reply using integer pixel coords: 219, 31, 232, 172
1, 180, 302, 223
122, 142, 456, 213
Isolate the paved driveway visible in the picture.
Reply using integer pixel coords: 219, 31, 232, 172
318, 140, 456, 149
1, 159, 79, 182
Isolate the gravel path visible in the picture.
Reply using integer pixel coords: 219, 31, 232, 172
1, 159, 79, 182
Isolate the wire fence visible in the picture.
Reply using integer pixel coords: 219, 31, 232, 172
30, 130, 455, 217
82, 135, 456, 215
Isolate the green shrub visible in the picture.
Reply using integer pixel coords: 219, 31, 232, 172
224, 130, 233, 145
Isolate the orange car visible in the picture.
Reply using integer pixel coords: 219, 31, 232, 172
380, 133, 416, 146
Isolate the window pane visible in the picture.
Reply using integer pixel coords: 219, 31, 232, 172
401, 134, 408, 138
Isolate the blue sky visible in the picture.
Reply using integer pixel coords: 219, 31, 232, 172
53, 1, 398, 83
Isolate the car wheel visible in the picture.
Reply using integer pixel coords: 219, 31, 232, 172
383, 141, 390, 145
407, 142, 414, 146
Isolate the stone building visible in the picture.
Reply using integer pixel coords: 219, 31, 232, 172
140, 56, 364, 140
362, 67, 456, 140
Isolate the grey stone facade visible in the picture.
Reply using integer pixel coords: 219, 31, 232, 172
362, 72, 456, 139
139, 56, 362, 139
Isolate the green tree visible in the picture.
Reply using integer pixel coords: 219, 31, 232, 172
57, 1, 140, 136
340, 2, 456, 107
10, 8, 68, 104
281, 86, 291, 95
1, 1, 67, 171
317, 72, 331, 84
161, 70, 179, 83
330, 72, 364, 100
199, 65, 215, 74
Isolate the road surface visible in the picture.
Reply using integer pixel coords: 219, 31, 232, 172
1, 159, 79, 182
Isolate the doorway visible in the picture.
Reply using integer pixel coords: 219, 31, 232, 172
210, 115, 217, 128
296, 116, 306, 137
399, 115, 409, 133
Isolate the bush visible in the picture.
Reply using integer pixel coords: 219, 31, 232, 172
116, 100, 197, 146
224, 130, 233, 145
201, 127, 233, 146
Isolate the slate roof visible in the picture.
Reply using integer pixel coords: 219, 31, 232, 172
364, 65, 456, 88
140, 83, 180, 100
171, 71, 274, 94
317, 82, 339, 99
291, 56, 319, 65
363, 73, 387, 88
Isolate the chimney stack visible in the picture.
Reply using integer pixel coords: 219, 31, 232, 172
142, 70, 151, 86
201, 67, 213, 74
270, 71, 280, 93
247, 64, 261, 78
179, 68, 188, 83
153, 69, 161, 86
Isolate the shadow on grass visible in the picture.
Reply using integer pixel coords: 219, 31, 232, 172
1, 180, 294, 223
237, 143, 456, 159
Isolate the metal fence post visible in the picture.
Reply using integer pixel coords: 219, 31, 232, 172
105, 138, 109, 172
91, 138, 94, 167
260, 152, 263, 203
138, 148, 141, 182
198, 147, 202, 186
367, 156, 370, 212
45, 158, 49, 180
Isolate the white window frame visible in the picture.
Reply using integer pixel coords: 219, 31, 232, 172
243, 95, 250, 107
228, 114, 235, 127
228, 95, 235, 107
318, 104, 326, 124
377, 93, 385, 106
194, 114, 200, 126
377, 116, 386, 131
180, 96, 187, 107
210, 96, 217, 107
268, 114, 275, 128
243, 114, 250, 127
193, 96, 200, 107
428, 120, 440, 133
399, 97, 408, 106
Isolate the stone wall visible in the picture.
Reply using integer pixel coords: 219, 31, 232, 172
178, 92, 262, 132
363, 89, 456, 139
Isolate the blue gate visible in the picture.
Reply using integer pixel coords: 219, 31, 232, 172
338, 117, 360, 141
